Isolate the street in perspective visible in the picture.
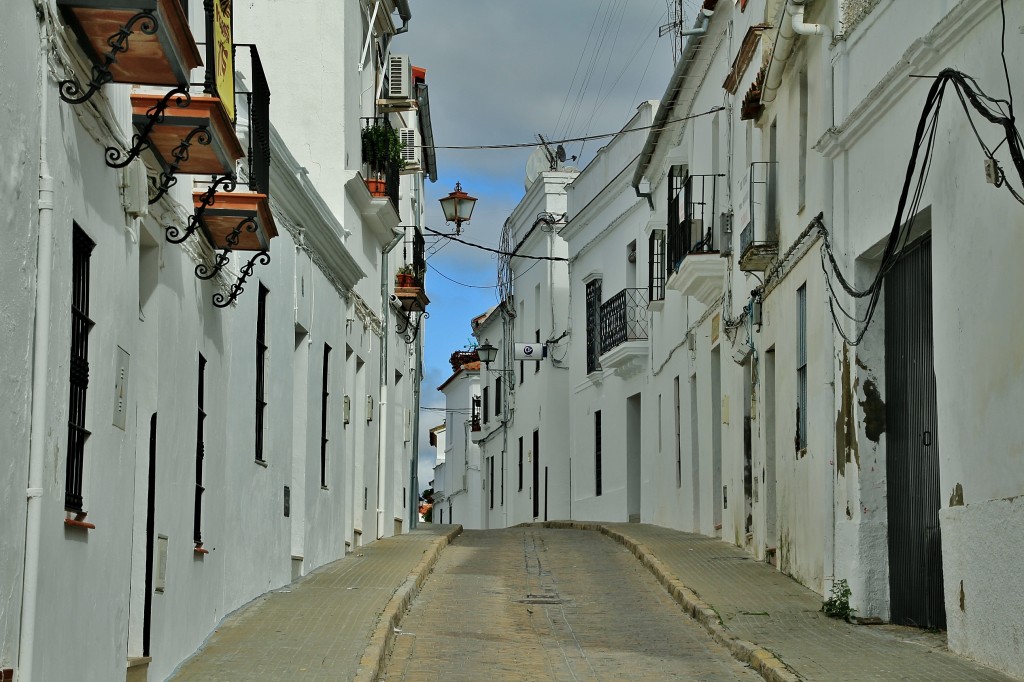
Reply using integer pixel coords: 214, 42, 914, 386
4, 0, 1024, 680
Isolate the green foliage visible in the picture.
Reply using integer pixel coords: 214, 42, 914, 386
361, 123, 405, 175
821, 578, 855, 620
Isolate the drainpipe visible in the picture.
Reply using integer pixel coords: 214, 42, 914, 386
21, 8, 54, 680
377, 227, 405, 539
394, 0, 411, 34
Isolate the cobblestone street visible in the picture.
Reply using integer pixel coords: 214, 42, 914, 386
380, 527, 759, 681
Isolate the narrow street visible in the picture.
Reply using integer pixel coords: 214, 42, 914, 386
380, 527, 759, 681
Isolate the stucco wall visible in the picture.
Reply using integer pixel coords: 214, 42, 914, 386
0, 0, 41, 671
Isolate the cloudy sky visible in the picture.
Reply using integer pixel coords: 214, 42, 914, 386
396, 0, 695, 493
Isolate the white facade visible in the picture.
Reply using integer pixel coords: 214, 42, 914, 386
440, 0, 1024, 677
0, 0, 433, 679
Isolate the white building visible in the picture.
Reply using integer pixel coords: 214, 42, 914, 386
434, 350, 483, 528
439, 0, 1024, 677
562, 102, 659, 524
0, 0, 436, 679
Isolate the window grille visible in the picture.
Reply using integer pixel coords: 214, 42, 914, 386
595, 410, 603, 496
194, 354, 207, 543
495, 376, 502, 416
66, 225, 94, 512
518, 436, 524, 491
482, 386, 489, 425
585, 279, 602, 374
649, 230, 665, 303
321, 344, 331, 486
796, 284, 808, 450
255, 284, 269, 461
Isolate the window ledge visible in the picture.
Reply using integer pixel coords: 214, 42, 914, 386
64, 517, 96, 530
194, 544, 209, 555
254, 458, 268, 468
321, 485, 329, 491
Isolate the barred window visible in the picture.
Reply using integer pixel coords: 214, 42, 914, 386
594, 410, 603, 497
255, 284, 268, 462
321, 344, 331, 486
66, 225, 95, 512
796, 284, 808, 451
649, 229, 665, 302
585, 279, 602, 374
194, 355, 207, 544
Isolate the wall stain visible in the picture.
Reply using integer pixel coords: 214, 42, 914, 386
835, 344, 860, 476
950, 482, 964, 507
859, 379, 886, 443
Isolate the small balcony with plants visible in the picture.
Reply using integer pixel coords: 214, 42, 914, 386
347, 117, 404, 241
665, 169, 725, 306
598, 288, 650, 378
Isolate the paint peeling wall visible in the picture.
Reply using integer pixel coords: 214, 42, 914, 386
827, 0, 1024, 672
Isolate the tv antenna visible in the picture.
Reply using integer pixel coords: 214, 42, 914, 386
659, 0, 687, 66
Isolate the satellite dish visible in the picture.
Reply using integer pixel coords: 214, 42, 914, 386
525, 147, 548, 190
556, 144, 567, 163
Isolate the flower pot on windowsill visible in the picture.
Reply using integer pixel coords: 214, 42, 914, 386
366, 177, 387, 197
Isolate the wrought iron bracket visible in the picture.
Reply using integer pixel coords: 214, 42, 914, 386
213, 251, 271, 308
164, 173, 235, 244
105, 87, 191, 169
59, 10, 160, 105
390, 294, 429, 344
149, 125, 215, 204
193, 217, 258, 280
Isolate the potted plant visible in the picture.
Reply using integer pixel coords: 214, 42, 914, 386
395, 263, 418, 288
361, 122, 405, 196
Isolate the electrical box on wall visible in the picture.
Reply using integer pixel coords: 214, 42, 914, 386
113, 346, 129, 430
343, 395, 351, 425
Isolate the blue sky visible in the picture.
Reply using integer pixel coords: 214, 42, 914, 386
398, 0, 691, 493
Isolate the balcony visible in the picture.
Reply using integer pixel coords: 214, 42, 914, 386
57, 0, 202, 103
393, 228, 429, 313
738, 161, 778, 271
598, 288, 649, 378
666, 173, 726, 306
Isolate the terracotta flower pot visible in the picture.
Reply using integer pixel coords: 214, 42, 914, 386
396, 272, 416, 288
366, 178, 387, 197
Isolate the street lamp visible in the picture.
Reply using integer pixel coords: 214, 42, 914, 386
476, 339, 498, 365
438, 182, 477, 235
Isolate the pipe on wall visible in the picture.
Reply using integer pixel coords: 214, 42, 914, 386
20, 4, 57, 679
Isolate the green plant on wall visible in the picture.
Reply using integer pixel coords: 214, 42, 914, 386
361, 123, 405, 177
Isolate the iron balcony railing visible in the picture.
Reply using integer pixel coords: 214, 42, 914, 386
743, 161, 777, 252
599, 288, 650, 354
667, 172, 720, 275
236, 44, 270, 194
361, 116, 401, 212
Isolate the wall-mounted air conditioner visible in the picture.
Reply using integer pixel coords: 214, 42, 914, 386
399, 127, 419, 167
388, 55, 412, 99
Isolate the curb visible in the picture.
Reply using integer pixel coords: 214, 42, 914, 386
538, 521, 801, 682
353, 525, 463, 682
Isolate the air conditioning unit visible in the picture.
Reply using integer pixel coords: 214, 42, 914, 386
399, 127, 420, 167
719, 212, 733, 257
387, 55, 412, 99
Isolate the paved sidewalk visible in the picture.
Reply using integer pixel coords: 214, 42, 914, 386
170, 525, 461, 682
543, 522, 1014, 682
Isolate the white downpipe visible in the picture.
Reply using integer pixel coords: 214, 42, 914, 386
20, 9, 55, 679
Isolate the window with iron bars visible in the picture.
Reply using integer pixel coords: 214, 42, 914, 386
66, 225, 94, 512
585, 279, 602, 374
194, 354, 207, 545
255, 284, 268, 462
321, 344, 331, 487
649, 229, 665, 303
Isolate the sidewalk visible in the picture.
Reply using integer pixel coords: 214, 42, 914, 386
543, 521, 1014, 682
170, 525, 461, 682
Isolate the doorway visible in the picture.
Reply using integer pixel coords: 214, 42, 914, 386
626, 393, 642, 522
885, 237, 945, 629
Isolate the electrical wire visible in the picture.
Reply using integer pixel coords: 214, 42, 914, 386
422, 226, 569, 261
816, 60, 1024, 346
426, 262, 496, 290
416, 107, 724, 151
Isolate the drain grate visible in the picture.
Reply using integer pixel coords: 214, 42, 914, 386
516, 593, 563, 605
